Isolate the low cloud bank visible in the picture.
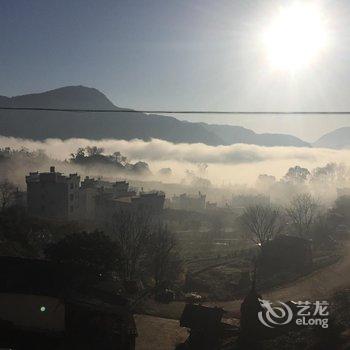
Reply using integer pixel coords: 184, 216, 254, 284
0, 136, 348, 165
0, 136, 350, 191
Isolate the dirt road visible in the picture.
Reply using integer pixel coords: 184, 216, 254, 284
135, 314, 187, 350
210, 243, 350, 312
136, 243, 350, 349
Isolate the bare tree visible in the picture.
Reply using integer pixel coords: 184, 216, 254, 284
286, 193, 319, 238
149, 224, 180, 289
240, 205, 283, 249
86, 146, 104, 157
0, 180, 16, 210
45, 231, 119, 274
111, 211, 151, 281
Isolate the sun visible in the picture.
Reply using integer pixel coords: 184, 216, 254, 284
262, 2, 329, 71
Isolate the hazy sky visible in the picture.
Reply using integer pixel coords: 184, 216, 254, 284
2, 0, 350, 142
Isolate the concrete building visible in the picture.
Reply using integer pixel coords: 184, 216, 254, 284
80, 177, 164, 220
78, 177, 100, 220
26, 170, 165, 221
79, 177, 112, 220
26, 166, 80, 220
80, 177, 137, 220
98, 190, 165, 218
171, 192, 206, 211
124, 191, 165, 213
114, 181, 132, 197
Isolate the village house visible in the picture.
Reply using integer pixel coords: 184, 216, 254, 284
96, 190, 165, 219
179, 304, 238, 350
260, 235, 313, 274
26, 166, 80, 220
25, 168, 165, 221
171, 192, 206, 211
79, 177, 137, 220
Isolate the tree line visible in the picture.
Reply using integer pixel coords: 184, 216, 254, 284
239, 192, 350, 250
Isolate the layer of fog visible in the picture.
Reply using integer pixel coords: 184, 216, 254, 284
1, 136, 350, 205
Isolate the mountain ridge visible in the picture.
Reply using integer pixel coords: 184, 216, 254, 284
314, 127, 350, 149
0, 85, 310, 147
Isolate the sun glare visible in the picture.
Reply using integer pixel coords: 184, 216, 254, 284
263, 3, 329, 71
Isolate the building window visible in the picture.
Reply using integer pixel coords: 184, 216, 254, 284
70, 183, 74, 189
70, 194, 74, 201
70, 205, 74, 213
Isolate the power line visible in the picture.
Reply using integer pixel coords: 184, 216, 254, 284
0, 106, 350, 115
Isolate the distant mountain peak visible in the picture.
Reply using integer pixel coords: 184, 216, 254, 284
0, 85, 310, 147
314, 127, 350, 149
2, 85, 116, 110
